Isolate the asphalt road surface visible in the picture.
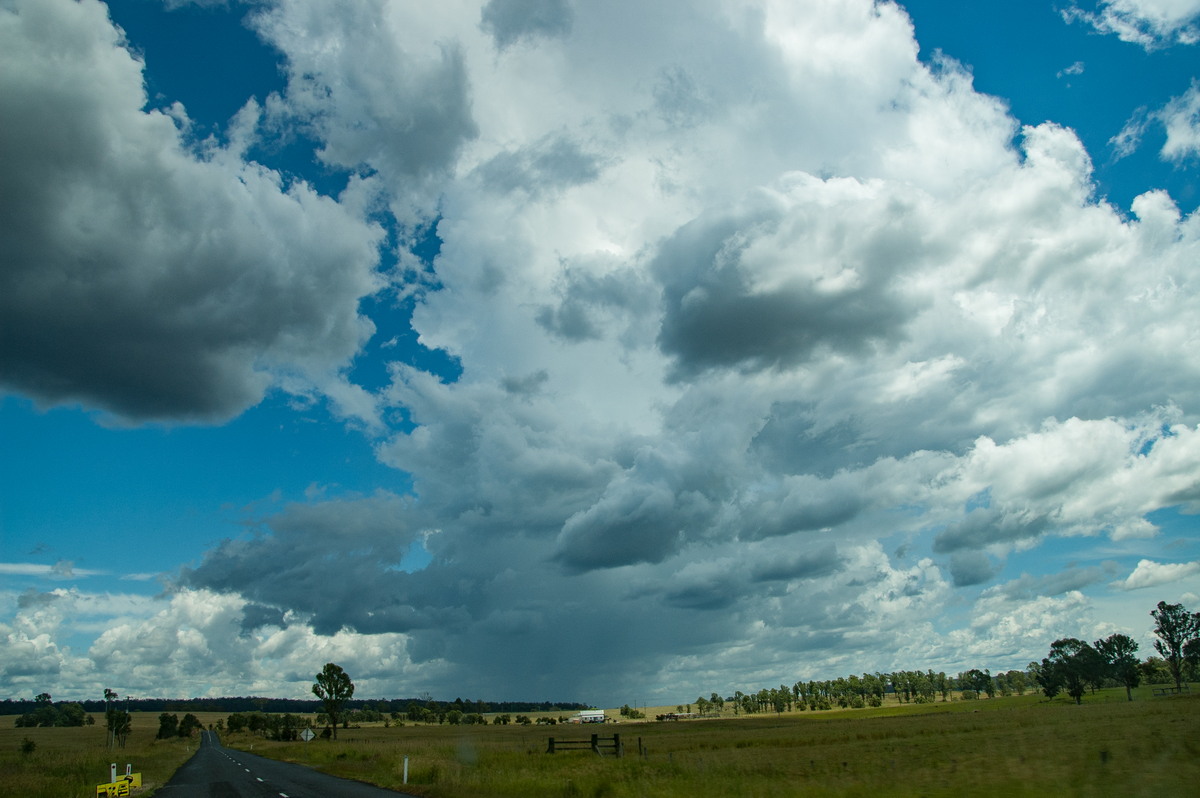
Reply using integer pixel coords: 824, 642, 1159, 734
156, 730, 417, 797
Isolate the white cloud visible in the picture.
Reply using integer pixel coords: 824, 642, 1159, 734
1158, 80, 1200, 160
0, 562, 105, 579
1113, 559, 1200, 590
1064, 0, 1200, 48
0, 586, 429, 700
168, 0, 1200, 703
1110, 107, 1151, 159
1058, 60, 1086, 78
1111, 81, 1200, 163
6, 0, 1200, 705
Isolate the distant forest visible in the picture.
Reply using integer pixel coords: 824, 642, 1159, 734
0, 695, 587, 718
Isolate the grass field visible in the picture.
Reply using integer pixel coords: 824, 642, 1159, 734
3, 691, 1197, 796
220, 688, 1199, 798
0, 711, 225, 798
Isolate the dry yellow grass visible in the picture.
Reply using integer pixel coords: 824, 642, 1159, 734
0, 711, 221, 797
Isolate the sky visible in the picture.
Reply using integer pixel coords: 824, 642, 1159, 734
2, 0, 1200, 710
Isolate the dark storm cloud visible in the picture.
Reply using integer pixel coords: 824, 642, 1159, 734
481, 0, 574, 49
660, 574, 742, 610
239, 603, 288, 633
749, 544, 845, 583
182, 493, 449, 635
477, 135, 605, 198
16, 589, 63, 610
552, 481, 684, 571
0, 0, 384, 422
501, 369, 550, 395
643, 543, 846, 611
536, 267, 657, 342
653, 192, 919, 380
740, 493, 865, 541
947, 551, 998, 587
984, 565, 1114, 600
932, 506, 1051, 554
751, 404, 878, 478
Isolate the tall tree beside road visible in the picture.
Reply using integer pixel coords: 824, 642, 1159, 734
1094, 633, 1141, 701
313, 662, 354, 740
1150, 601, 1200, 691
157, 713, 179, 739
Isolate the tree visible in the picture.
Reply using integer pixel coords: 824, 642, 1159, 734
178, 713, 203, 738
1094, 633, 1140, 701
108, 709, 132, 748
1042, 638, 1097, 704
102, 689, 132, 748
156, 713, 179, 739
30, 692, 57, 727
1150, 601, 1200, 691
313, 662, 354, 739
961, 669, 993, 698
57, 702, 87, 727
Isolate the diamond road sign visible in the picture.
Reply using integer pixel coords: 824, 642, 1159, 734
301, 728, 315, 742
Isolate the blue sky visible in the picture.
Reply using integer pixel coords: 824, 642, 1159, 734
2, 0, 1199, 708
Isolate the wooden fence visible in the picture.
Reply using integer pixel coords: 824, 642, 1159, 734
546, 733, 624, 757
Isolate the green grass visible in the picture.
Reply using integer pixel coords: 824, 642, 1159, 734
221, 689, 1200, 797
0, 712, 223, 797
5, 692, 1195, 797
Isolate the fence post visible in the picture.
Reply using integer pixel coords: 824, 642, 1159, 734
614, 734, 623, 758
591, 733, 599, 755
547, 737, 556, 754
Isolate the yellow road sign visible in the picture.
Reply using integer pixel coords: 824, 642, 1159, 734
96, 773, 141, 796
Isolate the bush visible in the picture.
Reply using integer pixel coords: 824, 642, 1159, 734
20, 738, 36, 755
960, 690, 978, 701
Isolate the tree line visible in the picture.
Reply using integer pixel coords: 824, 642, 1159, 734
3, 694, 586, 721
684, 600, 1199, 717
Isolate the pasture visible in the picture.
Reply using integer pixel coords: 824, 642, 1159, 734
3, 691, 1196, 796
0, 711, 224, 798
224, 689, 1199, 797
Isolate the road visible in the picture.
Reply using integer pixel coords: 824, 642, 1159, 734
156, 730, 417, 797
